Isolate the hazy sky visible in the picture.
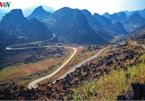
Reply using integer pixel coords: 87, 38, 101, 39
2, 0, 145, 14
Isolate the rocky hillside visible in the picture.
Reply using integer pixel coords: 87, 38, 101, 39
132, 24, 145, 44
0, 28, 12, 51
121, 13, 145, 32
93, 13, 128, 36
81, 10, 114, 40
43, 7, 108, 45
0, 9, 53, 44
120, 24, 145, 43
1, 43, 144, 100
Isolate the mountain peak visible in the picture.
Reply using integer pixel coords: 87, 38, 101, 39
31, 6, 47, 15
130, 12, 141, 18
27, 5, 51, 20
82, 9, 92, 15
1, 9, 26, 24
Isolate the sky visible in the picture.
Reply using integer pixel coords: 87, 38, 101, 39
2, 0, 145, 14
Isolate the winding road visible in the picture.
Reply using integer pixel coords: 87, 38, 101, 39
28, 47, 77, 89
57, 47, 108, 80
5, 34, 56, 50
28, 47, 108, 89
5, 34, 108, 89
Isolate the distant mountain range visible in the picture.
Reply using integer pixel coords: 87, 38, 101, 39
121, 13, 145, 32
0, 9, 53, 46
93, 13, 128, 36
0, 5, 55, 20
42, 7, 108, 45
124, 9, 145, 18
0, 6, 145, 47
28, 6, 135, 44
81, 9, 114, 40
103, 12, 127, 23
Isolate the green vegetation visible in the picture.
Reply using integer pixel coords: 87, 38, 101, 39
0, 66, 25, 80
125, 40, 129, 45
38, 43, 41, 47
72, 89, 83, 100
72, 54, 145, 100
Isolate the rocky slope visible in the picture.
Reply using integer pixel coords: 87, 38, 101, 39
120, 24, 145, 43
0, 44, 144, 100
121, 13, 145, 32
118, 83, 145, 100
81, 9, 114, 40
0, 9, 53, 44
43, 7, 108, 45
93, 13, 128, 36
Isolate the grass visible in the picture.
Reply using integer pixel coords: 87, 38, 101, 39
0, 66, 25, 81
72, 54, 145, 100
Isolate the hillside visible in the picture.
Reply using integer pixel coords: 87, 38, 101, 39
0, 28, 12, 51
43, 7, 108, 45
93, 13, 128, 36
121, 13, 145, 32
81, 10, 114, 40
131, 24, 145, 44
0, 9, 53, 44
0, 41, 144, 100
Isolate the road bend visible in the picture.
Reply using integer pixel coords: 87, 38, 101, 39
28, 47, 77, 89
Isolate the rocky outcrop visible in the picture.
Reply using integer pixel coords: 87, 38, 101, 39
117, 83, 145, 100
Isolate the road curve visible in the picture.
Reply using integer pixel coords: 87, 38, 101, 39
58, 47, 108, 80
5, 34, 108, 89
28, 47, 77, 89
5, 34, 56, 50
51, 47, 108, 84
29, 47, 108, 89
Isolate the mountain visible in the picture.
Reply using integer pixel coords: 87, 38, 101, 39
134, 24, 145, 44
43, 7, 108, 45
94, 13, 128, 36
120, 24, 145, 43
138, 9, 145, 18
0, 28, 12, 51
81, 9, 113, 40
124, 10, 138, 17
124, 9, 145, 18
0, 8, 12, 20
23, 5, 54, 17
129, 24, 145, 41
0, 9, 53, 44
117, 12, 127, 21
103, 12, 127, 23
103, 12, 110, 19
121, 12, 145, 32
93, 13, 112, 26
27, 6, 51, 21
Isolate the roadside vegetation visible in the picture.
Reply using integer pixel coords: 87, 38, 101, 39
72, 53, 145, 100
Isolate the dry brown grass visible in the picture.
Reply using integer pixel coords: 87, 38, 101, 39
73, 54, 145, 100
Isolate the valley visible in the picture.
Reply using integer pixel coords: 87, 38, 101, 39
0, 3, 145, 100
